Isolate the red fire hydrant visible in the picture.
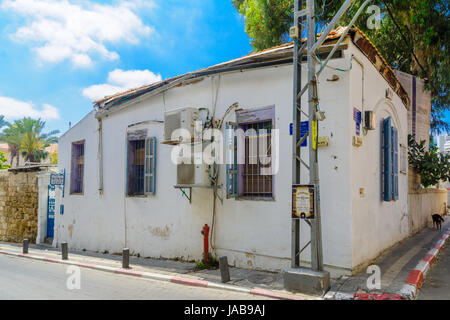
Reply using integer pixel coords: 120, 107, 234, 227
201, 224, 210, 264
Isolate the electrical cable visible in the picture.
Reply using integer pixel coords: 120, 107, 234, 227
382, 1, 427, 76
208, 102, 238, 254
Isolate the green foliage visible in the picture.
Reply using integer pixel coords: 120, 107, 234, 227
233, 0, 449, 134
49, 149, 58, 164
194, 254, 219, 270
0, 117, 59, 164
0, 116, 8, 129
408, 135, 450, 188
0, 152, 9, 169
233, 0, 293, 51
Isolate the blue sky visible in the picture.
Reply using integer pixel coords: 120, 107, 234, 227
0, 0, 252, 135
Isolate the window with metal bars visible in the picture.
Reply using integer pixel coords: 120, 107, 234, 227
226, 106, 274, 200
241, 121, 273, 198
127, 137, 157, 196
128, 140, 145, 195
70, 141, 84, 194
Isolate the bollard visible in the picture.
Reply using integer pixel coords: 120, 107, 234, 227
61, 242, 68, 260
219, 256, 230, 283
23, 239, 29, 254
122, 248, 130, 269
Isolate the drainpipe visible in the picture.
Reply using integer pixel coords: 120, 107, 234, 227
97, 118, 104, 195
353, 55, 366, 134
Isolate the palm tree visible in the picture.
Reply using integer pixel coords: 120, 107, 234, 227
0, 115, 7, 129
0, 121, 21, 166
18, 118, 59, 163
0, 118, 59, 165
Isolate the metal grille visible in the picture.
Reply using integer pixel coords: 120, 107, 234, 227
242, 121, 273, 197
71, 142, 84, 194
129, 140, 145, 195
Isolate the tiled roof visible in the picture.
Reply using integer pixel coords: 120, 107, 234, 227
94, 26, 409, 110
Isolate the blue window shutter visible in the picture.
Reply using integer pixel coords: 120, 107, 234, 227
393, 128, 399, 200
383, 117, 392, 201
144, 137, 157, 195
126, 140, 130, 195
226, 123, 238, 199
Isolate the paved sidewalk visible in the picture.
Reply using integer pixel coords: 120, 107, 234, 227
326, 217, 450, 300
0, 241, 318, 300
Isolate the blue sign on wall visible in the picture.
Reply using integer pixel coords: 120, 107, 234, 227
354, 108, 362, 136
353, 108, 362, 123
300, 121, 309, 147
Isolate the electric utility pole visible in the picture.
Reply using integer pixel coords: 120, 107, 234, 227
285, 0, 373, 295
289, 0, 324, 273
285, 0, 330, 295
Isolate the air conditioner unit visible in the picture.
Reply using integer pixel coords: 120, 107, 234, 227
364, 111, 376, 130
163, 107, 199, 144
176, 163, 210, 186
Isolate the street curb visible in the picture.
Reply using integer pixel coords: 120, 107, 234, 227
0, 247, 312, 300
400, 228, 450, 300
327, 227, 450, 301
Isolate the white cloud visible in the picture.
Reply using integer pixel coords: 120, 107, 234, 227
1, 0, 154, 67
0, 96, 60, 120
82, 83, 123, 101
83, 69, 162, 100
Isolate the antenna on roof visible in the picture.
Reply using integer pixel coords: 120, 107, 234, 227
69, 122, 72, 129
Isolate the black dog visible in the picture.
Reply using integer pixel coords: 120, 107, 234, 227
432, 214, 445, 230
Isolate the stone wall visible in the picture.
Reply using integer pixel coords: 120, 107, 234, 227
0, 170, 39, 243
408, 166, 448, 234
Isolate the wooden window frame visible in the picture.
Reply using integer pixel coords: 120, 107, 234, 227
70, 140, 85, 195
126, 133, 157, 197
235, 105, 275, 201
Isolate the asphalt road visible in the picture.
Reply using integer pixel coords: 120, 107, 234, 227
0, 255, 270, 300
417, 244, 450, 300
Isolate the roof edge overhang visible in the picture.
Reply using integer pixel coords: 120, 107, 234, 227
94, 26, 410, 118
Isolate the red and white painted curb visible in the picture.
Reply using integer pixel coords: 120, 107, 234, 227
0, 248, 311, 300
400, 228, 450, 299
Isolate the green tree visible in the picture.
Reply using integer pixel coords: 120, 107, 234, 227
49, 149, 58, 164
408, 135, 450, 188
0, 115, 8, 129
0, 152, 9, 169
0, 118, 59, 164
233, 0, 449, 134
1, 121, 22, 166
233, 0, 293, 50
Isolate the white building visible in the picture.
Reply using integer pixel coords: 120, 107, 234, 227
437, 134, 450, 154
55, 27, 416, 277
444, 140, 450, 155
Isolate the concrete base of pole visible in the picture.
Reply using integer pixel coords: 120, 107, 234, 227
283, 268, 330, 296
